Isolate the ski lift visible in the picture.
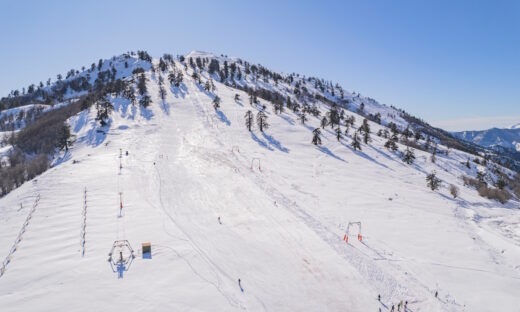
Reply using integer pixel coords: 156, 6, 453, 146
250, 158, 262, 172
108, 240, 135, 278
343, 222, 362, 244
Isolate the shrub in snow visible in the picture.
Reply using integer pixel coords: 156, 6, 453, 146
449, 184, 459, 198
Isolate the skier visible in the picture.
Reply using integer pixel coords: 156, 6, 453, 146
377, 294, 381, 302
404, 301, 408, 310
126, 151, 128, 156
218, 216, 222, 224
390, 305, 394, 312
238, 278, 243, 292
435, 291, 438, 298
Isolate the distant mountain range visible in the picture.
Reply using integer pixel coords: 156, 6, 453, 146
453, 124, 520, 152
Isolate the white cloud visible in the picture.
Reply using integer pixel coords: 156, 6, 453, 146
431, 115, 520, 132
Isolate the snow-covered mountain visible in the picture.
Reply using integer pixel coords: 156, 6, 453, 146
510, 122, 520, 130
1, 51, 519, 312
453, 127, 520, 152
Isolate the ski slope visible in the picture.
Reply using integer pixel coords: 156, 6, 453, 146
1, 55, 519, 312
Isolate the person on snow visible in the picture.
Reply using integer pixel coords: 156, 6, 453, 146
390, 304, 394, 312
435, 291, 438, 298
377, 294, 381, 302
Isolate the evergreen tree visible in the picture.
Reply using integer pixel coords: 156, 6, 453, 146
335, 126, 343, 141
168, 71, 176, 85
299, 111, 308, 124
402, 147, 416, 164
320, 116, 328, 129
137, 74, 147, 95
426, 171, 441, 190
312, 128, 322, 145
414, 131, 422, 142
352, 132, 361, 151
213, 96, 221, 110
175, 72, 183, 87
256, 111, 269, 132
96, 97, 113, 126
384, 138, 398, 151
56, 124, 74, 151
401, 126, 413, 140
139, 95, 151, 108
359, 118, 371, 144
326, 104, 340, 128
244, 110, 254, 131
159, 85, 166, 100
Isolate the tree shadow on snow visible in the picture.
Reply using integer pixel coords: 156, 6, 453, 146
280, 113, 295, 126
171, 84, 187, 99
318, 146, 345, 162
85, 119, 109, 147
250, 132, 273, 151
140, 105, 154, 120
341, 142, 390, 170
216, 110, 231, 126
73, 110, 89, 133
262, 133, 289, 153
160, 100, 171, 115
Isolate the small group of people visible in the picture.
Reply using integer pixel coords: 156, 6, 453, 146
378, 295, 407, 312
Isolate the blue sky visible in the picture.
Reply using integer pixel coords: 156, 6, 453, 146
0, 0, 518, 131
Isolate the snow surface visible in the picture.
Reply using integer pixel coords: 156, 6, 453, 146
1, 55, 519, 312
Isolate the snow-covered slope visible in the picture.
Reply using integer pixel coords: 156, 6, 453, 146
1, 53, 519, 312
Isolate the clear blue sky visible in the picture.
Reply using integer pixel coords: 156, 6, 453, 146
0, 0, 518, 131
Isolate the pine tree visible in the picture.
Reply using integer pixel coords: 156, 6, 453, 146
213, 96, 221, 110
320, 116, 328, 129
326, 105, 340, 128
137, 74, 147, 95
139, 95, 151, 107
299, 111, 308, 124
335, 126, 343, 141
168, 72, 176, 85
244, 110, 253, 131
359, 118, 371, 144
312, 128, 322, 145
384, 139, 398, 151
352, 132, 361, 151
158, 58, 167, 72
256, 111, 269, 132
402, 147, 416, 164
401, 126, 413, 140
426, 171, 441, 190
96, 97, 113, 126
56, 124, 74, 151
